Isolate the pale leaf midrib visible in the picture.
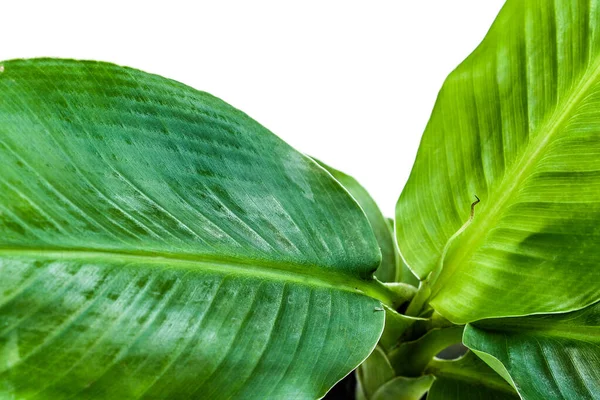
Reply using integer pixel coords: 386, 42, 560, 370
0, 247, 393, 305
427, 361, 516, 395
433, 57, 600, 295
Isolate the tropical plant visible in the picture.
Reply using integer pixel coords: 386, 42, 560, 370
1, 0, 599, 399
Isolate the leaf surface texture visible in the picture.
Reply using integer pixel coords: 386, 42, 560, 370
396, 0, 600, 322
0, 59, 385, 399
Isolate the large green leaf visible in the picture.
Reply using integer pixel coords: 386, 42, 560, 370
426, 352, 519, 399
315, 160, 398, 282
0, 58, 391, 399
464, 301, 600, 400
396, 0, 600, 322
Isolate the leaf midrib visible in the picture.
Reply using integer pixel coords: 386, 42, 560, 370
476, 318, 600, 343
433, 57, 600, 295
0, 247, 394, 306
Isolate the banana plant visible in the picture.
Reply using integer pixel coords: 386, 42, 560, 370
1, 0, 600, 399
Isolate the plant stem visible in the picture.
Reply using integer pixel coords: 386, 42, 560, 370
388, 325, 464, 377
362, 278, 413, 309
405, 279, 431, 317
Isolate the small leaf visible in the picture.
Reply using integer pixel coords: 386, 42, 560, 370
356, 349, 434, 400
355, 347, 395, 400
464, 300, 600, 399
426, 352, 519, 399
371, 376, 433, 400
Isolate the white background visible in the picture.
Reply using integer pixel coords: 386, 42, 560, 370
1, 1, 505, 216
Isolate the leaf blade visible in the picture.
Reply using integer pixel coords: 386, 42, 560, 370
396, 0, 600, 322
0, 58, 386, 398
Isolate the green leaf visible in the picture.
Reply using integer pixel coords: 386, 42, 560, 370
378, 306, 422, 352
396, 0, 600, 322
426, 352, 519, 399
464, 301, 600, 400
371, 376, 433, 400
356, 348, 434, 400
0, 58, 390, 399
315, 160, 398, 282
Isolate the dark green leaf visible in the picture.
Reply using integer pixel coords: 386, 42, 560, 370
0, 58, 390, 399
316, 160, 398, 282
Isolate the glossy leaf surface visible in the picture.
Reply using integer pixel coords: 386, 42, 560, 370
464, 301, 600, 400
396, 0, 600, 322
0, 59, 387, 399
426, 352, 519, 400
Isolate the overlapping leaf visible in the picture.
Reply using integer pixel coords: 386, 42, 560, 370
0, 59, 390, 399
355, 347, 395, 400
315, 161, 398, 282
426, 352, 519, 399
396, 0, 600, 322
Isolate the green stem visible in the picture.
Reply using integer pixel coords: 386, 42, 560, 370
405, 279, 431, 317
388, 325, 464, 377
425, 357, 516, 395
361, 278, 410, 309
